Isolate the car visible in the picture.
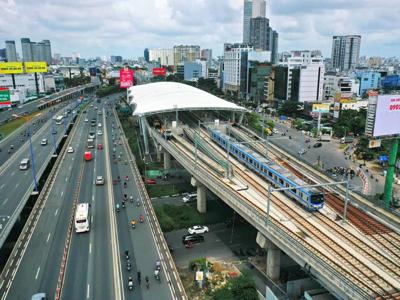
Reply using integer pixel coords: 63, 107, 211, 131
145, 179, 156, 185
90, 104, 94, 107
313, 142, 322, 148
98, 123, 102, 127
95, 175, 105, 185
31, 293, 46, 300
298, 148, 307, 155
52, 130, 57, 135
41, 138, 48, 146
188, 225, 209, 234
67, 146, 74, 153
97, 143, 103, 150
182, 234, 204, 245
83, 110, 87, 114
88, 132, 96, 139
97, 130, 103, 136
84, 118, 89, 122
182, 193, 197, 203
273, 128, 279, 134
94, 106, 98, 110
72, 110, 76, 114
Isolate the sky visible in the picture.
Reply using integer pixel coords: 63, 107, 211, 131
1, 0, 399, 59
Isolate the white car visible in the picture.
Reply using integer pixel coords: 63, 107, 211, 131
41, 138, 48, 146
95, 175, 105, 185
67, 146, 74, 153
98, 123, 102, 127
298, 148, 307, 155
97, 130, 103, 136
84, 118, 89, 122
188, 225, 209, 235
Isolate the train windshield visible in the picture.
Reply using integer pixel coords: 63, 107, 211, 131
310, 194, 324, 204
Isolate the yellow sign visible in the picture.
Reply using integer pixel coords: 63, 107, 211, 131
312, 103, 330, 113
195, 271, 204, 281
25, 62, 48, 73
0, 62, 24, 74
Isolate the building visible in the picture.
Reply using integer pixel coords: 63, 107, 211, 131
381, 75, 400, 90
183, 62, 202, 81
41, 40, 52, 64
0, 48, 6, 62
5, 41, 17, 62
149, 48, 174, 66
252, 0, 266, 17
249, 17, 270, 51
223, 43, 253, 96
144, 48, 149, 62
248, 63, 273, 105
200, 49, 212, 63
356, 71, 381, 96
324, 73, 360, 100
173, 45, 200, 66
21, 38, 33, 62
0, 73, 45, 99
197, 60, 209, 79
243, 0, 253, 43
331, 35, 361, 71
270, 30, 279, 64
110, 55, 123, 64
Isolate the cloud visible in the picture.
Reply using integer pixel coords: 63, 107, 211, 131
0, 0, 399, 58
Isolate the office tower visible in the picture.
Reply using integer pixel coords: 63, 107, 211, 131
331, 35, 361, 71
42, 40, 52, 64
252, 0, 266, 17
21, 38, 33, 61
0, 48, 6, 61
149, 49, 174, 66
5, 40, 17, 62
200, 49, 212, 63
173, 45, 200, 66
250, 17, 270, 51
144, 48, 149, 62
243, 0, 253, 43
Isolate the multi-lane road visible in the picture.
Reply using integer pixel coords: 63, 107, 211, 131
1, 93, 178, 299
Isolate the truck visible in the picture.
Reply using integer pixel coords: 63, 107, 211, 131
84, 151, 92, 161
340, 136, 354, 144
318, 134, 331, 142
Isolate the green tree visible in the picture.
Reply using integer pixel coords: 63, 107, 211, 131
278, 101, 302, 117
333, 109, 366, 137
230, 271, 258, 300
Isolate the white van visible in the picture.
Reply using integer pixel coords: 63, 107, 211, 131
19, 158, 30, 170
182, 193, 197, 203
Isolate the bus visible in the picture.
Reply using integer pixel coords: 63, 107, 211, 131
55, 115, 64, 125
75, 203, 90, 233
87, 138, 94, 149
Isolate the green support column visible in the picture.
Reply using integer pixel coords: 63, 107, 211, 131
384, 139, 399, 208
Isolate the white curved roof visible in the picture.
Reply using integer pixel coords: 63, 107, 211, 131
128, 82, 246, 116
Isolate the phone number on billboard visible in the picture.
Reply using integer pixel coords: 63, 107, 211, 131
389, 104, 400, 111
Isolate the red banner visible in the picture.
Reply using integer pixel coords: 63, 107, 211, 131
152, 68, 166, 76
120, 67, 134, 88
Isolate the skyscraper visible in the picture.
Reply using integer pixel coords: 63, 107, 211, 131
200, 49, 212, 63
42, 40, 52, 64
243, 0, 253, 43
144, 48, 149, 62
252, 0, 266, 18
331, 35, 361, 71
21, 38, 33, 61
250, 17, 270, 51
173, 45, 200, 66
5, 40, 17, 62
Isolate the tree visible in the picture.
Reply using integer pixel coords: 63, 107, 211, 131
212, 271, 258, 300
278, 101, 302, 117
333, 109, 366, 137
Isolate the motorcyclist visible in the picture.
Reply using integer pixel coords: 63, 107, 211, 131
130, 195, 134, 203
124, 182, 127, 188
126, 260, 132, 271
128, 276, 133, 290
136, 199, 141, 206
131, 219, 136, 228
125, 250, 130, 259
139, 214, 144, 223
145, 276, 150, 289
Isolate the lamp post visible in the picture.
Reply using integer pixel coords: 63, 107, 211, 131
27, 125, 39, 194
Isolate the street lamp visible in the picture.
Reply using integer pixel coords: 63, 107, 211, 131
27, 125, 39, 194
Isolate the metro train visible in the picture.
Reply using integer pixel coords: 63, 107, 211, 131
209, 129, 324, 210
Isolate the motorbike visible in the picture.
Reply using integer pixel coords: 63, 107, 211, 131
125, 250, 130, 260
139, 214, 144, 223
136, 200, 141, 206
128, 277, 134, 291
126, 261, 131, 271
122, 202, 125, 209
130, 196, 134, 203
155, 260, 161, 271
154, 269, 160, 281
131, 220, 136, 229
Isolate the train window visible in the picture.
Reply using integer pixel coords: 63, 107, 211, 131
249, 159, 253, 164
279, 178, 283, 185
291, 188, 296, 193
268, 171, 273, 177
311, 194, 324, 204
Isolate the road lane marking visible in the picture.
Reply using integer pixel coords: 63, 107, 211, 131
0, 184, 4, 190
2, 198, 9, 206
61, 191, 64, 197
90, 215, 93, 224
11, 171, 15, 176
69, 166, 72, 170
86, 284, 90, 299
55, 209, 59, 216
35, 267, 40, 280
89, 243, 92, 254
15, 183, 20, 189
65, 177, 68, 182
92, 195, 94, 202
46, 233, 51, 243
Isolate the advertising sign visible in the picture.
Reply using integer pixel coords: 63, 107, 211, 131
152, 67, 167, 76
333, 102, 341, 119
0, 62, 24, 74
368, 139, 382, 149
120, 67, 134, 88
89, 67, 97, 77
312, 103, 330, 114
373, 95, 400, 137
24, 62, 48, 73
0, 88, 11, 108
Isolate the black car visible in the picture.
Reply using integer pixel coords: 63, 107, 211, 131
313, 142, 322, 148
182, 234, 204, 245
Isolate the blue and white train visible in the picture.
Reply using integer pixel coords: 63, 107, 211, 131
209, 129, 324, 210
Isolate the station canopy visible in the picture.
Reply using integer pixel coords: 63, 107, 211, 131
128, 82, 246, 117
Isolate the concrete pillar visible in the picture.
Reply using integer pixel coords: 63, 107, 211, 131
156, 144, 162, 161
238, 112, 244, 124
163, 151, 171, 170
190, 177, 206, 213
140, 117, 149, 154
231, 111, 236, 123
256, 232, 281, 281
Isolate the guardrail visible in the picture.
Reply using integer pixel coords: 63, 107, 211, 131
148, 124, 372, 300
114, 111, 187, 300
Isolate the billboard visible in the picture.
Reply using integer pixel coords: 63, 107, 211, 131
0, 88, 11, 108
152, 67, 167, 76
312, 103, 330, 114
120, 67, 134, 88
373, 95, 400, 137
24, 62, 48, 73
89, 67, 97, 76
0, 62, 24, 74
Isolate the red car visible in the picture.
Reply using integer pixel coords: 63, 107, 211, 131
97, 143, 103, 150
145, 179, 156, 185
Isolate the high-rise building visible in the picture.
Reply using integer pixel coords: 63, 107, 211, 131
41, 40, 52, 64
331, 35, 361, 71
149, 48, 174, 66
0, 48, 6, 62
30, 42, 40, 61
243, 0, 253, 43
110, 56, 123, 64
5, 40, 17, 62
270, 30, 279, 64
173, 45, 200, 66
250, 17, 269, 51
252, 0, 266, 17
144, 48, 149, 62
21, 38, 33, 62
200, 49, 212, 63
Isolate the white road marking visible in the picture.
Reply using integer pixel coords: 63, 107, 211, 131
89, 243, 92, 254
11, 171, 15, 176
54, 209, 59, 216
86, 284, 90, 299
61, 191, 64, 197
0, 184, 4, 190
90, 215, 93, 224
69, 166, 72, 170
92, 195, 94, 202
65, 177, 68, 182
35, 267, 40, 280
3, 198, 9, 205
46, 233, 51, 243
0, 280, 4, 290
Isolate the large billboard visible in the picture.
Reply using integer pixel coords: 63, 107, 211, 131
0, 62, 24, 74
312, 103, 330, 114
0, 88, 11, 108
373, 95, 400, 137
120, 67, 134, 88
24, 62, 48, 73
152, 67, 167, 76
89, 67, 97, 77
